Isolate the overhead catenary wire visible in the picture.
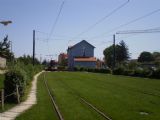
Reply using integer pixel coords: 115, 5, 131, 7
72, 0, 130, 40
44, 0, 65, 58
108, 27, 160, 40
116, 27, 160, 34
90, 8, 160, 39
47, 0, 65, 41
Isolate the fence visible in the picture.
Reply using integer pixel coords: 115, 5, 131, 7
0, 85, 20, 111
0, 89, 4, 110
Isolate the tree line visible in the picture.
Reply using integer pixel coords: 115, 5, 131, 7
103, 40, 160, 68
0, 35, 41, 65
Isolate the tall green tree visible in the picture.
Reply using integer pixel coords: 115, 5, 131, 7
103, 45, 114, 67
118, 40, 130, 62
0, 35, 14, 61
103, 40, 130, 68
138, 51, 154, 62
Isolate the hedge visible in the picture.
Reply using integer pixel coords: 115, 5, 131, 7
4, 63, 42, 103
4, 70, 27, 103
112, 66, 160, 79
73, 67, 111, 74
151, 68, 160, 79
112, 67, 125, 75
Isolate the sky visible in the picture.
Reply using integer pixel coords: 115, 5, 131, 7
0, 0, 160, 61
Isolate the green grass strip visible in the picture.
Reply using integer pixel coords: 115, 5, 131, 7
16, 73, 59, 120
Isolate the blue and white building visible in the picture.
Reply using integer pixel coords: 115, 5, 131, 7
67, 40, 96, 70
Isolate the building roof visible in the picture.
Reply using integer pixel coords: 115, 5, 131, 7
68, 40, 95, 50
59, 53, 68, 58
74, 57, 97, 62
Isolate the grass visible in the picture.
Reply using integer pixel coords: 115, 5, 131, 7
16, 73, 59, 120
17, 72, 160, 120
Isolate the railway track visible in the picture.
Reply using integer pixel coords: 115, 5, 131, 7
43, 73, 64, 120
62, 80, 112, 120
43, 72, 112, 120
53, 75, 112, 120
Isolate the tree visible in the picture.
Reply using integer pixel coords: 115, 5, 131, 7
59, 59, 68, 66
49, 60, 57, 67
103, 45, 114, 67
152, 52, 160, 66
152, 52, 160, 61
138, 51, 154, 62
118, 40, 130, 62
17, 55, 40, 65
42, 59, 48, 66
0, 35, 14, 61
103, 40, 130, 68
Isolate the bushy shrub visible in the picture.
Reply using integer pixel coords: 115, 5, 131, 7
93, 68, 111, 74
79, 67, 85, 71
13, 63, 41, 85
100, 68, 111, 74
123, 69, 134, 76
112, 67, 125, 75
112, 66, 160, 79
74, 67, 88, 71
73, 67, 111, 74
133, 68, 151, 77
57, 66, 65, 71
73, 67, 78, 71
87, 68, 94, 72
151, 68, 160, 79
4, 70, 27, 103
94, 68, 100, 73
128, 61, 138, 70
133, 68, 144, 77
142, 69, 152, 77
4, 62, 42, 103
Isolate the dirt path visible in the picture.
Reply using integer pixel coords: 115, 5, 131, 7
0, 71, 44, 120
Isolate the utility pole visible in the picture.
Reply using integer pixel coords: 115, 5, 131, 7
113, 34, 116, 70
9, 40, 13, 64
33, 30, 35, 66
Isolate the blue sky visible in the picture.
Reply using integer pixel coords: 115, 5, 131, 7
0, 0, 160, 61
